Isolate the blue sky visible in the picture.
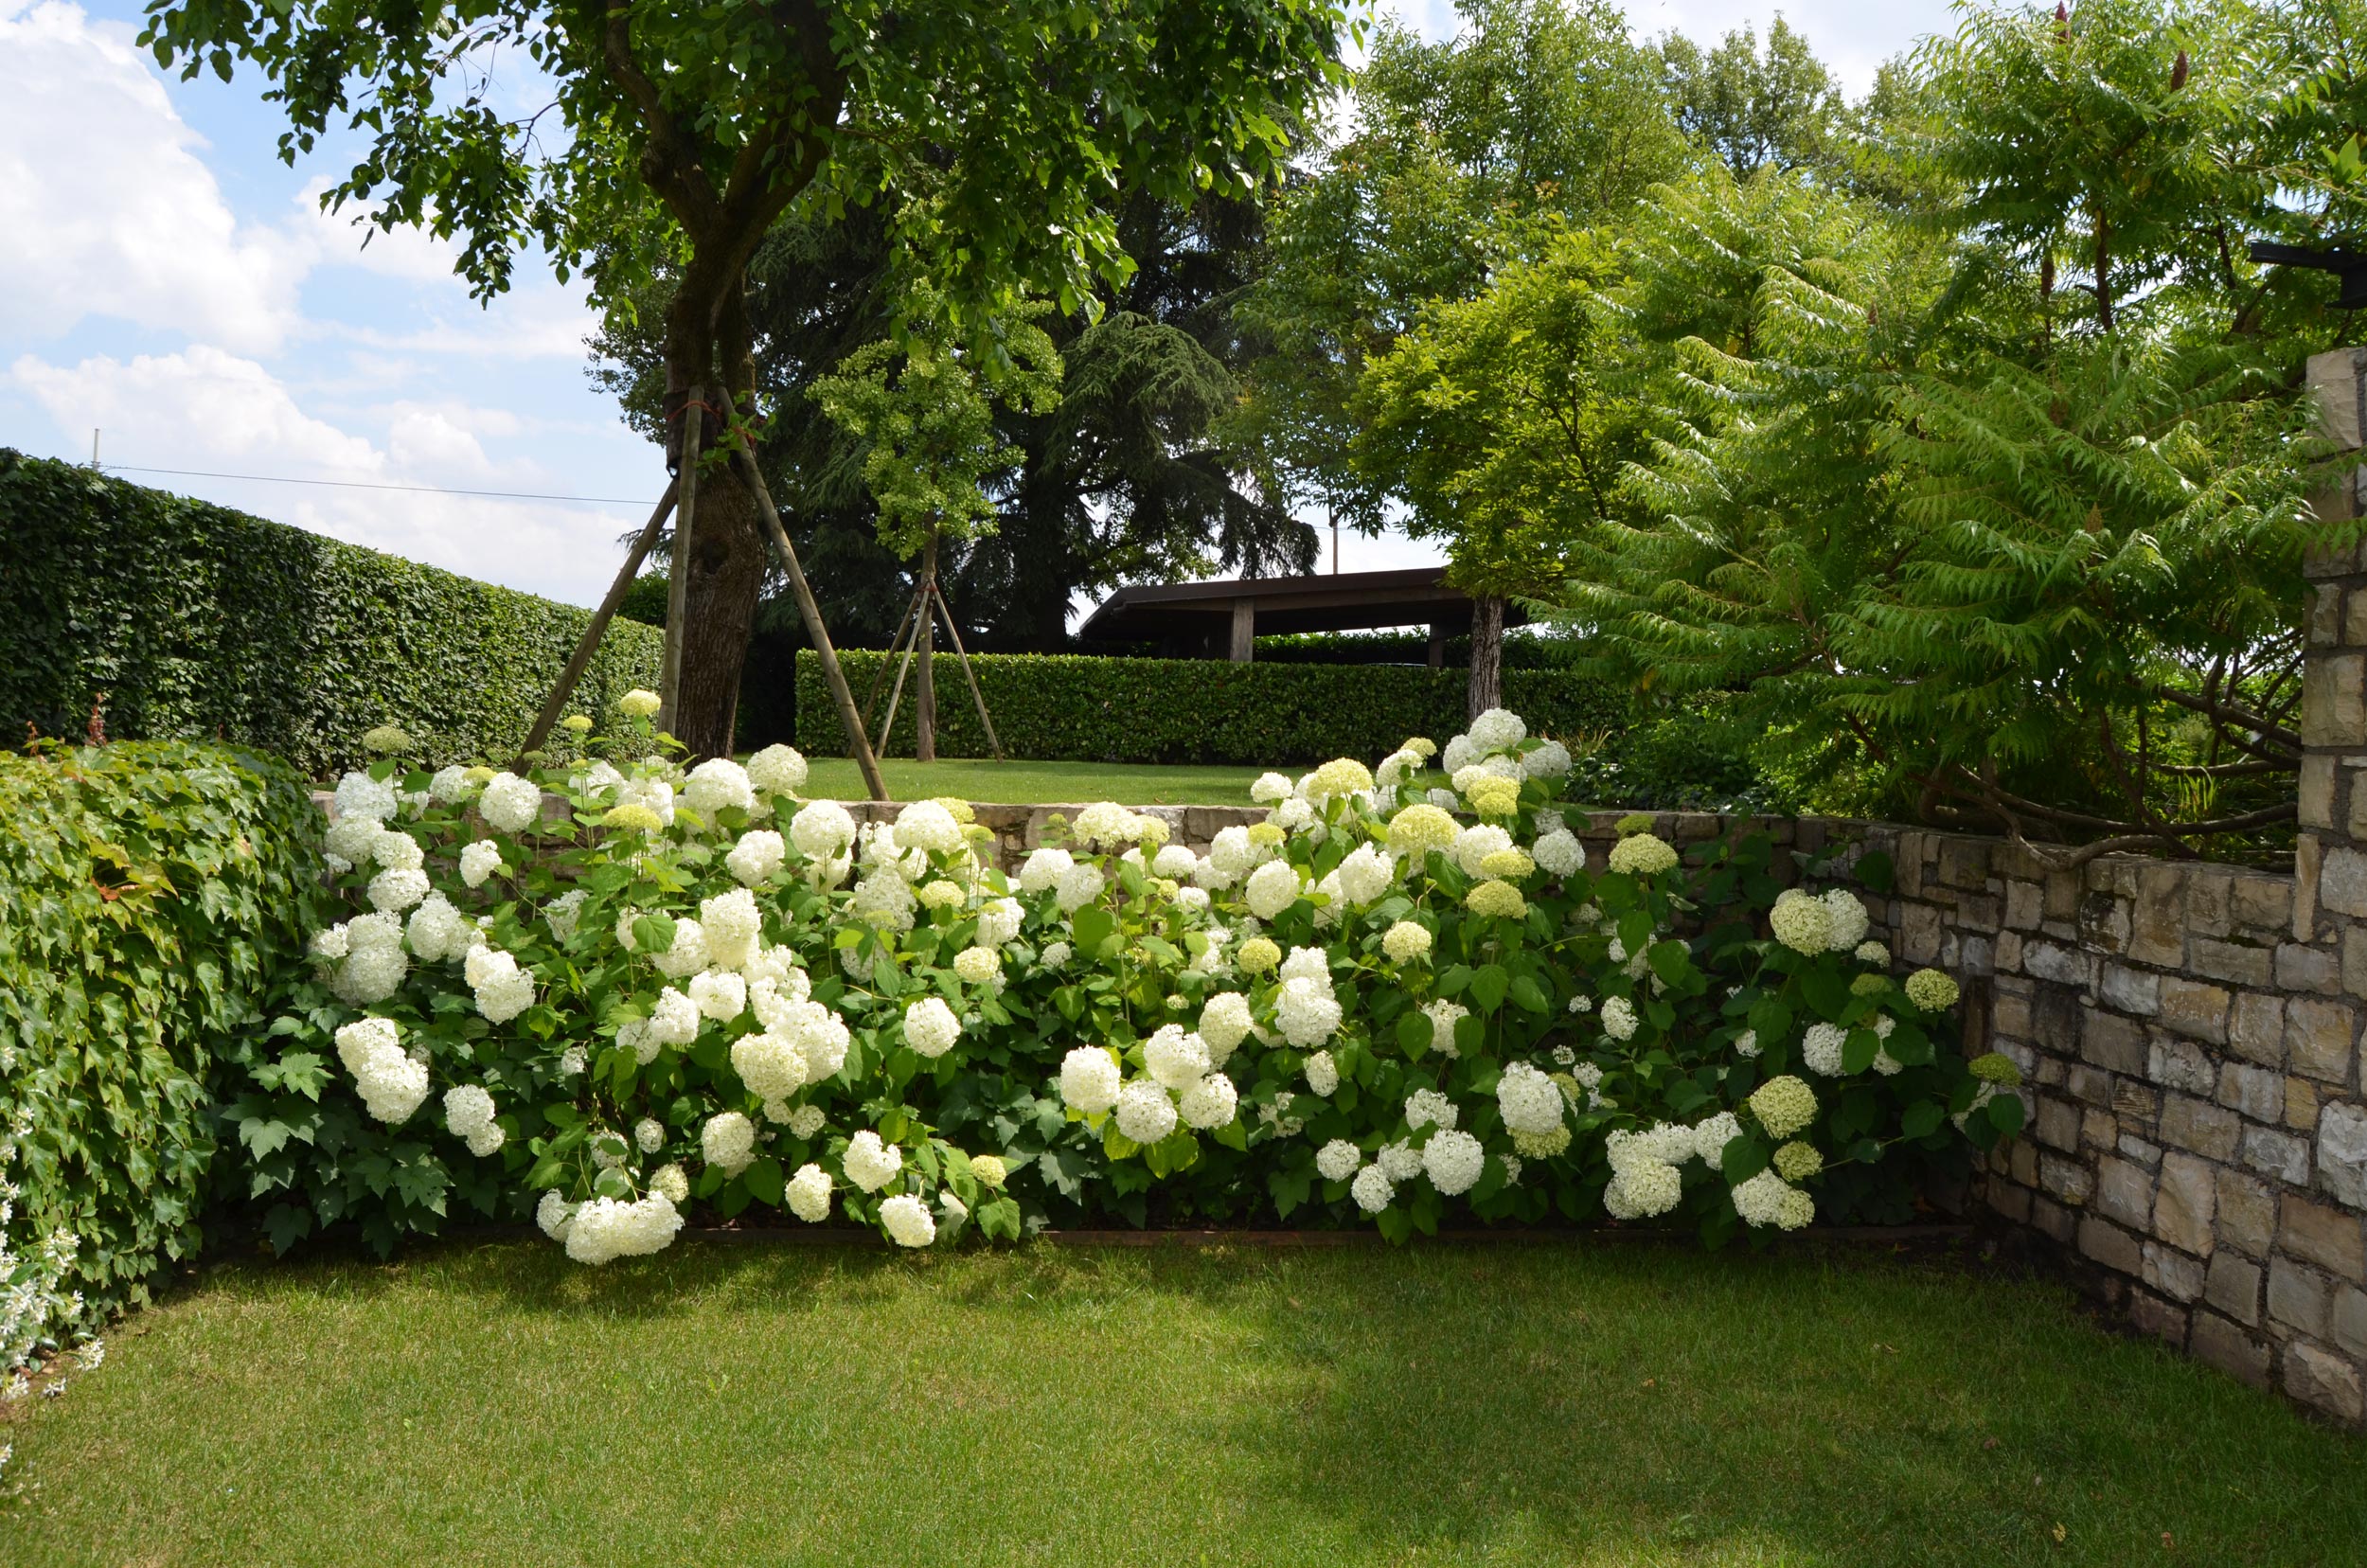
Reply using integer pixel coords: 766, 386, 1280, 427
0, 0, 1964, 610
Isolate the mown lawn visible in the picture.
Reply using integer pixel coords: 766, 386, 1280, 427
6, 1240, 2363, 1567
800, 756, 1257, 805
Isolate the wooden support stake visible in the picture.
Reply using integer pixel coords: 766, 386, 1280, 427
915, 532, 938, 762
657, 384, 703, 736
929, 583, 1005, 760
862, 590, 923, 732
875, 588, 925, 758
717, 405, 888, 801
516, 477, 679, 763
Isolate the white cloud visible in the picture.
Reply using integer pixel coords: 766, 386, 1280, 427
7, 346, 649, 604
0, 1, 312, 352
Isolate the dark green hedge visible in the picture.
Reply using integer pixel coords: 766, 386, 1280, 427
0, 451, 664, 775
795, 650, 1628, 764
0, 741, 320, 1317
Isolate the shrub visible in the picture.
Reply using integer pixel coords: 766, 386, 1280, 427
0, 740, 320, 1342
226, 703, 2012, 1260
794, 649, 1628, 764
0, 452, 664, 775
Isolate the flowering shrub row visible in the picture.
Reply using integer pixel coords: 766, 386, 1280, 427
793, 648, 1627, 765
0, 740, 320, 1334
229, 699, 2020, 1260
0, 451, 662, 772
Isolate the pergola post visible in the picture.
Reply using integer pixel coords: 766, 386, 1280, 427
1229, 598, 1255, 663
1427, 621, 1448, 670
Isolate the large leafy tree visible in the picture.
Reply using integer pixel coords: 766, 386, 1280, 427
1655, 16, 1847, 178
1560, 0, 2367, 857
140, 0, 1350, 756
592, 189, 1313, 668
1231, 0, 1684, 531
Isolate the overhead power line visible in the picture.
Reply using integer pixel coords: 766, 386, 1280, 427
96, 464, 657, 508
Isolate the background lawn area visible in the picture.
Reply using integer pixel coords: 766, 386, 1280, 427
799, 756, 1257, 805
5, 1240, 2363, 1567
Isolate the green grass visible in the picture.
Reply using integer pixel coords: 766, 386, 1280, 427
798, 756, 1258, 805
7, 1241, 2363, 1566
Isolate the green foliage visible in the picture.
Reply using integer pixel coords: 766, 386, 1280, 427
794, 650, 1627, 764
0, 740, 320, 1318
0, 453, 663, 775
813, 309, 1063, 559
1655, 16, 1847, 179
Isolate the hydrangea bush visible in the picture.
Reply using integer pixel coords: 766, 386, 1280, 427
226, 699, 2021, 1259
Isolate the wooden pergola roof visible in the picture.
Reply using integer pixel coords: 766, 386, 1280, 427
1077, 567, 1524, 658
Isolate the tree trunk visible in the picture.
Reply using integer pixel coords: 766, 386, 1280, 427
1468, 595, 1504, 722
663, 281, 769, 760
917, 532, 938, 762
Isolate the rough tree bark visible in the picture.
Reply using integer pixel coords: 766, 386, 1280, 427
1468, 594, 1504, 721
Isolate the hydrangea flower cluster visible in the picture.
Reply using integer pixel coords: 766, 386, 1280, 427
268, 700, 1997, 1264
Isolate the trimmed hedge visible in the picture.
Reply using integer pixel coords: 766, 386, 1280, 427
0, 741, 320, 1316
795, 649, 1628, 764
0, 451, 664, 775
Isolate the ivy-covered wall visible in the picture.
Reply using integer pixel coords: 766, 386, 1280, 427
0, 741, 321, 1317
0, 452, 663, 775
795, 649, 1628, 765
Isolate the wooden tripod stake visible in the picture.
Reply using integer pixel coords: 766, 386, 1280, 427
656, 384, 703, 736
864, 529, 1003, 762
514, 477, 680, 762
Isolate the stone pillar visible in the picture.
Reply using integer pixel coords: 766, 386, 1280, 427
2299, 347, 2367, 944
1427, 621, 1448, 670
1228, 598, 1255, 663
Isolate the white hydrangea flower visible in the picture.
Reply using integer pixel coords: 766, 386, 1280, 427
1600, 994, 1639, 1042
1468, 708, 1526, 754
1179, 1073, 1238, 1131
1424, 997, 1468, 1057
1523, 739, 1573, 779
1275, 976, 1343, 1047
1855, 939, 1891, 967
562, 1193, 683, 1265
648, 987, 701, 1047
1040, 939, 1072, 969
1334, 843, 1397, 905
840, 1130, 902, 1194
1316, 1140, 1363, 1183
1802, 1022, 1848, 1075
682, 758, 756, 823
543, 889, 589, 946
1243, 860, 1302, 920
1732, 1168, 1812, 1230
1604, 1158, 1682, 1219
1769, 889, 1833, 954
536, 1189, 575, 1239
746, 744, 809, 797
903, 996, 962, 1059
894, 799, 965, 855
1250, 772, 1294, 805
1151, 844, 1199, 881
335, 1017, 427, 1124
1451, 824, 1514, 878
1405, 1089, 1457, 1131
1143, 1025, 1211, 1090
788, 1104, 827, 1140
1018, 846, 1074, 893
650, 917, 712, 979
405, 894, 472, 963
849, 870, 917, 934
1379, 1140, 1424, 1181
477, 773, 542, 835
332, 771, 399, 823
324, 812, 383, 867
1422, 1130, 1486, 1196
650, 1163, 691, 1204
1532, 829, 1586, 878
787, 1163, 833, 1222
569, 760, 624, 796
1820, 887, 1871, 953
1197, 993, 1252, 1063
443, 1084, 497, 1147
468, 948, 535, 1024
688, 969, 749, 1023
1114, 1078, 1179, 1144
1734, 1028, 1761, 1059
1303, 1048, 1340, 1096
1054, 861, 1106, 914
702, 1112, 757, 1174
976, 897, 1024, 948
952, 945, 1002, 986
790, 799, 858, 861
1692, 1112, 1742, 1166
1075, 801, 1151, 850
367, 866, 430, 913
700, 887, 762, 971
1352, 1164, 1396, 1213
732, 1031, 809, 1101
880, 1193, 936, 1248
1606, 833, 1679, 877
369, 828, 423, 872
1206, 826, 1262, 879
1496, 1061, 1564, 1136
1059, 1046, 1123, 1114
726, 829, 788, 887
